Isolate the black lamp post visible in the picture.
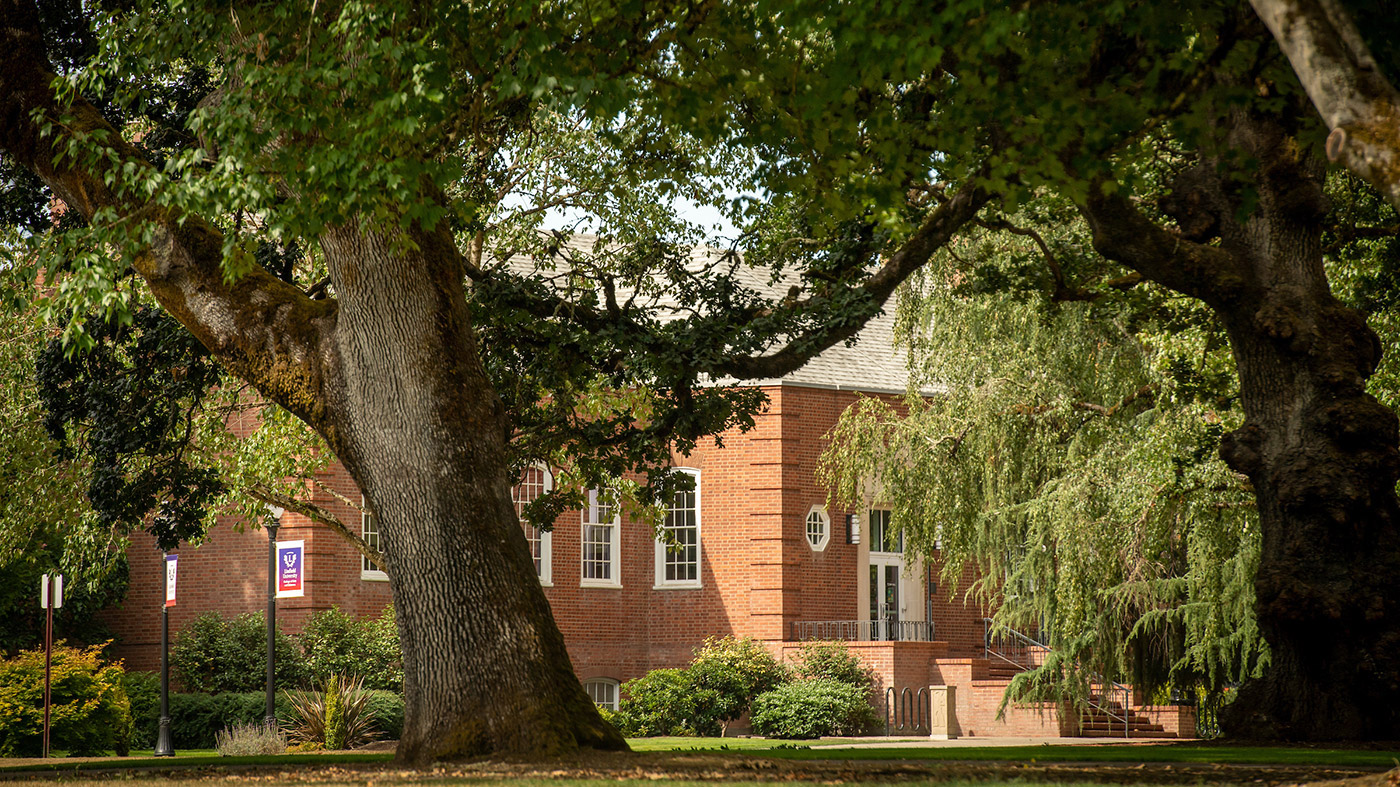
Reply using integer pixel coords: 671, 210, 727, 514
264, 507, 283, 729
154, 555, 174, 756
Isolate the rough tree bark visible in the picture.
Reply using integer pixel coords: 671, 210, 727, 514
0, 0, 623, 762
0, 0, 988, 760
1249, 0, 1400, 210
1081, 105, 1400, 739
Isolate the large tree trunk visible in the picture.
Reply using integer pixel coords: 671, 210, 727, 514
1204, 117, 1400, 740
316, 224, 627, 762
0, 0, 624, 762
1083, 107, 1400, 740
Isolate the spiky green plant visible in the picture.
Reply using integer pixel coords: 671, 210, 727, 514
283, 674, 382, 750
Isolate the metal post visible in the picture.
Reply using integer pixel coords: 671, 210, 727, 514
42, 580, 52, 759
154, 558, 174, 756
265, 519, 280, 730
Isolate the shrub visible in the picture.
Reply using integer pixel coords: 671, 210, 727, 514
283, 675, 383, 750
160, 690, 401, 749
613, 668, 705, 737
789, 642, 874, 690
123, 670, 161, 751
167, 691, 291, 749
299, 606, 402, 692
171, 612, 305, 693
687, 636, 786, 733
323, 675, 346, 750
0, 643, 132, 756
360, 690, 404, 739
750, 679, 880, 739
214, 722, 287, 756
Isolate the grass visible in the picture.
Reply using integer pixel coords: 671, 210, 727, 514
758, 744, 1400, 768
625, 737, 827, 751
5, 739, 1396, 777
626, 738, 1400, 768
1, 751, 394, 775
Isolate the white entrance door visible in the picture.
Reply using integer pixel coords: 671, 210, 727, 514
869, 556, 902, 640
867, 509, 904, 641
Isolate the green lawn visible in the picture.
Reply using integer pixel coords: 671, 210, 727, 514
627, 738, 1399, 768
760, 744, 1400, 768
5, 739, 1396, 777
625, 736, 826, 751
2, 751, 394, 774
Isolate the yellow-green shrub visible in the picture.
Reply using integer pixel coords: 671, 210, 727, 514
0, 643, 132, 756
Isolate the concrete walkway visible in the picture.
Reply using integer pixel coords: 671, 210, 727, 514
811, 735, 1188, 749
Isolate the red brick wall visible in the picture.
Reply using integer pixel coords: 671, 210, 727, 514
104, 461, 393, 673
101, 383, 991, 694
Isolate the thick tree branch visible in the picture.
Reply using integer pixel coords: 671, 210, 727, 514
1079, 187, 1246, 307
1250, 0, 1400, 209
976, 215, 1079, 299
712, 180, 991, 380
0, 0, 337, 430
975, 215, 1145, 301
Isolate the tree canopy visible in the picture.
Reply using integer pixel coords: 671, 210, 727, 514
3, 0, 1400, 755
821, 199, 1266, 707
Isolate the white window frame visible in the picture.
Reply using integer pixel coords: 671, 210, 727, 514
580, 488, 622, 588
361, 496, 387, 581
513, 464, 554, 586
654, 468, 702, 589
583, 678, 620, 711
805, 505, 831, 552
868, 508, 902, 555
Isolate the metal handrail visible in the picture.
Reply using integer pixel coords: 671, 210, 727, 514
790, 619, 935, 642
981, 618, 1132, 738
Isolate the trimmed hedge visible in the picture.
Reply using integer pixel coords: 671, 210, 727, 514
790, 642, 874, 689
129, 691, 404, 750
123, 671, 161, 750
750, 679, 880, 739
300, 607, 402, 692
170, 608, 401, 695
686, 636, 786, 732
614, 669, 704, 737
616, 640, 879, 738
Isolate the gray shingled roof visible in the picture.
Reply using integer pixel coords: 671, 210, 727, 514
498, 235, 916, 396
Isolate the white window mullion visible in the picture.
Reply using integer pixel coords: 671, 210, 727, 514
513, 465, 554, 586
581, 488, 621, 587
655, 468, 701, 589
360, 496, 387, 581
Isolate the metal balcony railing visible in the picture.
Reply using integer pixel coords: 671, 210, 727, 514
789, 619, 935, 642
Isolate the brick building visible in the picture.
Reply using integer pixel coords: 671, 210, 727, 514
100, 248, 1193, 739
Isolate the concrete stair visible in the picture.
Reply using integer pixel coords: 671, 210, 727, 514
977, 658, 1180, 739
984, 660, 1027, 681
1079, 696, 1175, 738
